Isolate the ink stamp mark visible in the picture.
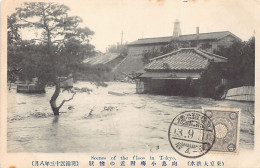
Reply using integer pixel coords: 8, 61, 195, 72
203, 107, 240, 153
168, 111, 215, 158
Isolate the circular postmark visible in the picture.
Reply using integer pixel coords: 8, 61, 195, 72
168, 111, 215, 158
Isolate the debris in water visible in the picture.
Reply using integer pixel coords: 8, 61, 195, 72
108, 91, 124, 96
83, 106, 96, 119
80, 87, 92, 93
18, 102, 26, 105
30, 112, 47, 118
146, 144, 160, 152
10, 115, 25, 122
103, 106, 118, 111
70, 87, 92, 93
88, 107, 94, 116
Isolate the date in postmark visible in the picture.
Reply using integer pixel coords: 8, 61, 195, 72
168, 111, 215, 158
203, 107, 240, 153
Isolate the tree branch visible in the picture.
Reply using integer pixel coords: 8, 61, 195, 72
19, 18, 45, 29
58, 92, 76, 110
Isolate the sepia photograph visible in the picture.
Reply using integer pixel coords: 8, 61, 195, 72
1, 0, 259, 167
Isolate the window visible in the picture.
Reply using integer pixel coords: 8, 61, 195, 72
201, 42, 212, 49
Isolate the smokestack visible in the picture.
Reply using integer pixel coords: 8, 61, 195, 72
196, 27, 199, 38
173, 19, 182, 38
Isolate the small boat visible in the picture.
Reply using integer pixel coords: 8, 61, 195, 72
17, 84, 45, 93
108, 91, 124, 96
16, 78, 45, 93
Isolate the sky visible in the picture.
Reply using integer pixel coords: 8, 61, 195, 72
7, 0, 258, 52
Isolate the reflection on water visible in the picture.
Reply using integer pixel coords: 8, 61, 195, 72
52, 115, 59, 125
7, 82, 254, 152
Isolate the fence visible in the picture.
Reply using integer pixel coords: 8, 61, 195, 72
136, 79, 145, 94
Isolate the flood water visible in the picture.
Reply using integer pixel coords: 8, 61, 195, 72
7, 82, 254, 153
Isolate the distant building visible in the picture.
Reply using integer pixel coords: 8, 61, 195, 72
136, 48, 227, 95
79, 52, 125, 81
115, 20, 241, 75
83, 52, 125, 71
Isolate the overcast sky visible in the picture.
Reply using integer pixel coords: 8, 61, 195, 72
8, 0, 257, 52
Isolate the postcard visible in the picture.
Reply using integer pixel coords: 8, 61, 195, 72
1, 0, 259, 167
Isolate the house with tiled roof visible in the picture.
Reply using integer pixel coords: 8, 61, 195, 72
136, 48, 227, 95
115, 20, 240, 76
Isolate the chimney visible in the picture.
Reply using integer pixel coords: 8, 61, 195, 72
196, 27, 199, 39
173, 19, 182, 38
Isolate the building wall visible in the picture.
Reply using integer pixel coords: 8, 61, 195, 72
196, 40, 218, 53
106, 55, 125, 69
138, 78, 198, 96
217, 35, 238, 48
127, 34, 239, 57
185, 35, 238, 52
128, 44, 165, 56
127, 38, 231, 57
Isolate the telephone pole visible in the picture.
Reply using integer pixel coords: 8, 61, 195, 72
120, 31, 123, 55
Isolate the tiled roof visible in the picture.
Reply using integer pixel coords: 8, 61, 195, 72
113, 54, 145, 74
145, 48, 227, 71
128, 31, 240, 46
177, 31, 232, 41
83, 53, 121, 65
128, 36, 172, 45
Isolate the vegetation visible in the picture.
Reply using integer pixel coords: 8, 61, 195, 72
106, 42, 128, 56
195, 37, 255, 98
8, 2, 95, 115
73, 63, 114, 85
194, 63, 227, 98
214, 37, 255, 87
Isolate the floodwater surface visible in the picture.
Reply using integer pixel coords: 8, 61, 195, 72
7, 82, 254, 152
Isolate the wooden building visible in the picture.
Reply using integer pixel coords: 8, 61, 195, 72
83, 52, 125, 71
136, 48, 227, 95
77, 52, 125, 81
115, 20, 240, 76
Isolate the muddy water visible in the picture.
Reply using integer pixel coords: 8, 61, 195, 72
7, 82, 254, 153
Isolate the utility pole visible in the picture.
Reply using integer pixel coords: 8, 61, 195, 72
121, 31, 123, 46
120, 31, 123, 55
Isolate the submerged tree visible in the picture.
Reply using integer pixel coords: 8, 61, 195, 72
10, 2, 95, 115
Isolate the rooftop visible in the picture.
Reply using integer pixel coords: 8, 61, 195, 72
113, 54, 145, 74
145, 48, 227, 71
128, 31, 240, 46
83, 53, 121, 65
